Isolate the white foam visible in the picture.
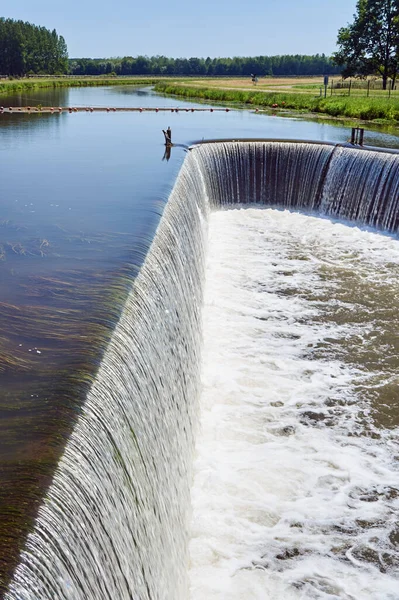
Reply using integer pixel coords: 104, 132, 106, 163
189, 208, 399, 600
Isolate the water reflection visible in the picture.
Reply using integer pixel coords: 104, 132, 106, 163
162, 144, 172, 161
1, 87, 70, 109
0, 111, 61, 134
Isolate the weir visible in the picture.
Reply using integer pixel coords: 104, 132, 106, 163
5, 141, 399, 599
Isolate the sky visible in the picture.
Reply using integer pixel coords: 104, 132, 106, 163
3, 0, 358, 59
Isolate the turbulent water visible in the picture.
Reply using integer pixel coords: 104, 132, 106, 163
190, 208, 399, 600
6, 141, 399, 599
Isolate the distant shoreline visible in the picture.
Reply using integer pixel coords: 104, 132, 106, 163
0, 77, 161, 97
1, 76, 399, 128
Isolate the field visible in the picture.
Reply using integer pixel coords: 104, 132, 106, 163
171, 76, 399, 98
179, 76, 325, 93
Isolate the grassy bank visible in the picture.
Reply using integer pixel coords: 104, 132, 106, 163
0, 77, 162, 96
154, 81, 399, 124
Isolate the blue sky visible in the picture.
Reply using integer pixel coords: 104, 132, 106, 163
3, 0, 357, 58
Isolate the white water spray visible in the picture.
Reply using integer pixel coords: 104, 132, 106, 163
190, 207, 399, 600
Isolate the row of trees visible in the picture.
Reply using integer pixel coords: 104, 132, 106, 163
69, 54, 341, 77
0, 18, 68, 76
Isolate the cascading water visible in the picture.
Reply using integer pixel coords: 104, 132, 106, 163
6, 140, 399, 600
5, 158, 208, 600
192, 141, 336, 209
319, 145, 399, 229
193, 141, 399, 234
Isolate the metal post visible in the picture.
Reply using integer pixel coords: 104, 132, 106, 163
348, 80, 352, 96
350, 127, 365, 145
323, 75, 328, 99
367, 80, 370, 97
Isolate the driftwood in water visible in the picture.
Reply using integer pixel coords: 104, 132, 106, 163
162, 127, 172, 145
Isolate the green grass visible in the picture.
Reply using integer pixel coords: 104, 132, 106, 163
154, 81, 399, 124
293, 83, 324, 90
0, 77, 162, 97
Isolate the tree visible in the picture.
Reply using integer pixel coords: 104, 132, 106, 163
0, 18, 68, 75
334, 0, 399, 89
56, 35, 69, 73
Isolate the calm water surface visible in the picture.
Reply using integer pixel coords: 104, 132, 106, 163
2, 85, 396, 301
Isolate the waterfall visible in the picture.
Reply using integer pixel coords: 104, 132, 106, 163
6, 140, 399, 599
6, 157, 208, 600
192, 141, 399, 234
191, 141, 335, 209
319, 145, 399, 230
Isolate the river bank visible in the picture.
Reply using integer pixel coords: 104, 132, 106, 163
0, 76, 161, 96
154, 81, 399, 126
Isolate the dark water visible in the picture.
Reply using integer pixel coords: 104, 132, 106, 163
1, 85, 399, 594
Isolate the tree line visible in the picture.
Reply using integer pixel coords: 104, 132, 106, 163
0, 18, 68, 76
3, 4, 399, 88
69, 54, 340, 77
